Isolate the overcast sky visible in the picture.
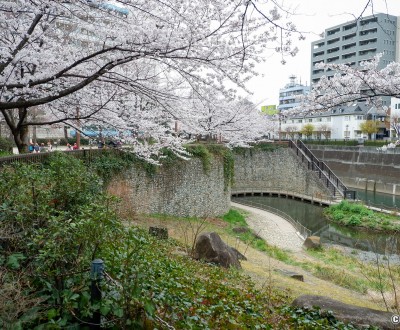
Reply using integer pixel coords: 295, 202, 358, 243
247, 0, 400, 107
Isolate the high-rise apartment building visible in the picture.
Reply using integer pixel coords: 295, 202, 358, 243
310, 13, 399, 107
278, 75, 310, 112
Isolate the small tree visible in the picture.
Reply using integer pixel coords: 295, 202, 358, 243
300, 123, 314, 139
390, 114, 400, 140
359, 120, 379, 140
284, 126, 297, 139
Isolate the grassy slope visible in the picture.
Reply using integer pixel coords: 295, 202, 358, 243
127, 212, 388, 312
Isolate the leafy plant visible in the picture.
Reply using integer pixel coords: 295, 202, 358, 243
324, 201, 400, 231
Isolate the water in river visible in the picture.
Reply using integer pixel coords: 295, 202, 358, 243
232, 195, 400, 255
354, 188, 400, 210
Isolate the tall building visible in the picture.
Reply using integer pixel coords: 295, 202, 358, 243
277, 75, 310, 112
310, 13, 399, 106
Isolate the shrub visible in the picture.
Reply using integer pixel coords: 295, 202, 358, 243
348, 215, 361, 226
0, 136, 13, 154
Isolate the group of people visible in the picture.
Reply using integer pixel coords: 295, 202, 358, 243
66, 143, 79, 150
28, 141, 53, 153
28, 140, 120, 153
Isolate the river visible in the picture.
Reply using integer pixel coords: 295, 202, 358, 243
232, 195, 400, 255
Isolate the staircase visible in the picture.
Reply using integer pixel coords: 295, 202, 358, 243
288, 140, 356, 200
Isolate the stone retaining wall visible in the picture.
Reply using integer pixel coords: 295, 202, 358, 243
108, 148, 332, 217
108, 157, 231, 217
233, 148, 332, 198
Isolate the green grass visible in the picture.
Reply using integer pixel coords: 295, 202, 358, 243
220, 209, 247, 226
324, 201, 400, 232
219, 209, 295, 263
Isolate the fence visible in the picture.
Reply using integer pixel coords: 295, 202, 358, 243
232, 197, 312, 239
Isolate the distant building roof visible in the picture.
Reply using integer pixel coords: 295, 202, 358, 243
286, 103, 385, 119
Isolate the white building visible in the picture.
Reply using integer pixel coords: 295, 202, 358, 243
278, 75, 310, 112
280, 103, 388, 140
390, 97, 400, 139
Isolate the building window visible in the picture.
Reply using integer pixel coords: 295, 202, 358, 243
297, 119, 303, 123
343, 33, 356, 41
344, 116, 350, 121
308, 119, 313, 122
356, 115, 364, 120
327, 28, 340, 35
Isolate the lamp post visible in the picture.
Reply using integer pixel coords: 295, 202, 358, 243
90, 259, 104, 329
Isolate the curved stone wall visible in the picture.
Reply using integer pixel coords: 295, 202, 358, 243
233, 148, 332, 198
107, 147, 331, 217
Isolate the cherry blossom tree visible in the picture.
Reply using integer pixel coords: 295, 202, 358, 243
0, 0, 300, 155
299, 54, 400, 114
180, 87, 275, 147
317, 123, 331, 139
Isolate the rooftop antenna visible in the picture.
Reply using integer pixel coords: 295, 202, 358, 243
289, 74, 296, 87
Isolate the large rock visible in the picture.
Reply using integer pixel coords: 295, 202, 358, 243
303, 236, 321, 250
193, 232, 243, 268
292, 295, 396, 329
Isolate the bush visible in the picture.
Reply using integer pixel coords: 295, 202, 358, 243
348, 215, 361, 226
324, 201, 400, 231
303, 139, 358, 146
0, 136, 13, 154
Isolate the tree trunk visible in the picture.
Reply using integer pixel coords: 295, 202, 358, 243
12, 124, 29, 154
8, 107, 31, 154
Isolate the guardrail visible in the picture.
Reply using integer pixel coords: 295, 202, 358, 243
231, 188, 337, 206
232, 197, 312, 239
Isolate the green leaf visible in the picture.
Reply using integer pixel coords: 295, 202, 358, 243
100, 304, 111, 316
144, 301, 155, 316
6, 253, 25, 269
47, 308, 58, 320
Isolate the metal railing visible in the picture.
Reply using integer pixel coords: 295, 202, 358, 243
231, 187, 336, 205
232, 197, 312, 239
288, 140, 356, 199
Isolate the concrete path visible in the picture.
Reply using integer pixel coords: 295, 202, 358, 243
231, 202, 304, 252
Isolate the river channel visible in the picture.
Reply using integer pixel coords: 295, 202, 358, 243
232, 195, 400, 255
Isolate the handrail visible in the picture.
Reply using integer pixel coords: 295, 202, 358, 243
298, 140, 348, 191
232, 197, 312, 239
288, 140, 356, 199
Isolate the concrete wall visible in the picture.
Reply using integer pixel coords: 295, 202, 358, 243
233, 148, 332, 198
108, 148, 332, 217
309, 146, 400, 195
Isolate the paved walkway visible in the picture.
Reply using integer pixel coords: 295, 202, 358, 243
231, 202, 304, 252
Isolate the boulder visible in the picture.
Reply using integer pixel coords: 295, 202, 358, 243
292, 295, 395, 330
232, 227, 249, 234
231, 247, 247, 261
275, 269, 304, 282
193, 232, 242, 268
303, 236, 321, 250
